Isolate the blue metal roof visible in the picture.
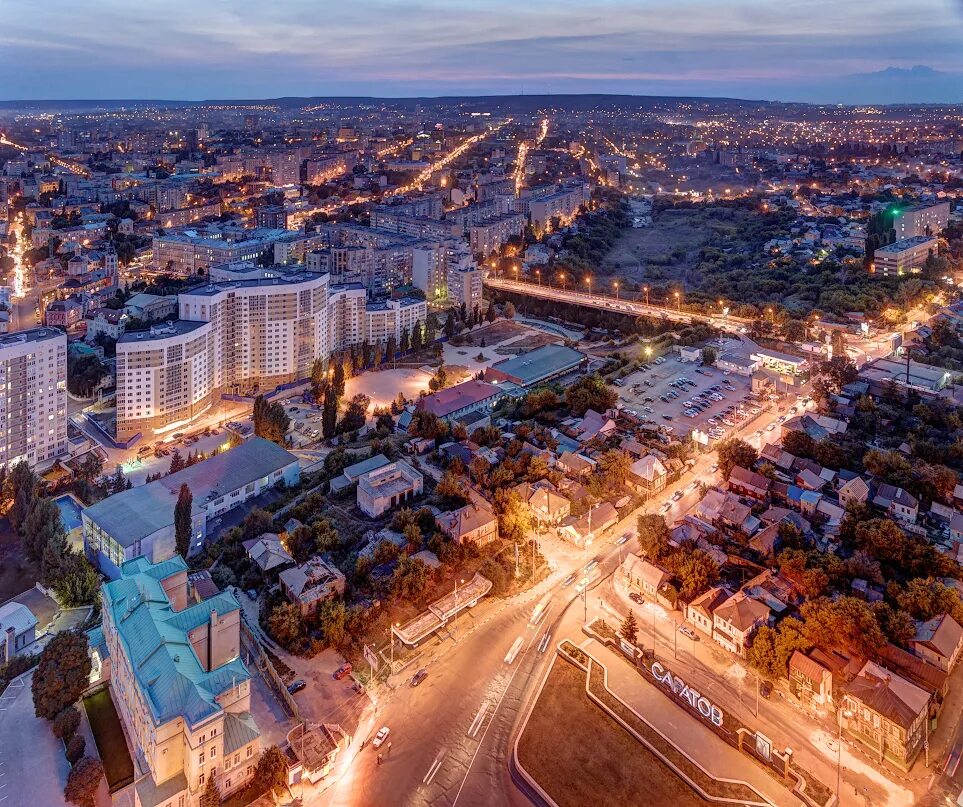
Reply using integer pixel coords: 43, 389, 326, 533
103, 556, 249, 728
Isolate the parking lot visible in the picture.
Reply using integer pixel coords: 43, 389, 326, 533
615, 344, 772, 443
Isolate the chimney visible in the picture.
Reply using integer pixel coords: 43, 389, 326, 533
5, 626, 15, 664
207, 607, 218, 671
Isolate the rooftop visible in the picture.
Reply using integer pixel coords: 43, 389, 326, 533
485, 343, 586, 386
83, 438, 298, 547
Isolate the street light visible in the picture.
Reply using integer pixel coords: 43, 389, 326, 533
643, 285, 649, 306
559, 272, 566, 290
585, 276, 592, 296
535, 269, 541, 285
614, 281, 620, 300
674, 290, 681, 313
836, 706, 853, 799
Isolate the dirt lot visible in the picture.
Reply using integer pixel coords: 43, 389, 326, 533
469, 319, 529, 344
603, 206, 764, 284
517, 657, 712, 807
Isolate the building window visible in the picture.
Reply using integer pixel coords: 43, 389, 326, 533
210, 747, 216, 758
199, 751, 205, 764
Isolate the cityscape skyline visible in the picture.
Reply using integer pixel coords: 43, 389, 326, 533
3, 0, 963, 104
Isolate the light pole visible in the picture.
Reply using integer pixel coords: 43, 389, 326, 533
614, 281, 620, 300
643, 285, 649, 306
535, 269, 541, 286
452, 578, 465, 639
585, 276, 592, 297
836, 705, 853, 799
389, 622, 399, 668
675, 290, 681, 313
559, 273, 566, 291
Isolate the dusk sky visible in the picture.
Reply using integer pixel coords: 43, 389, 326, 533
3, 0, 963, 103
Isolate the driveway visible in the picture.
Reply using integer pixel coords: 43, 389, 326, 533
0, 671, 71, 807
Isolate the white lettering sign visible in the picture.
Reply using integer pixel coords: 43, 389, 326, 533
651, 661, 724, 726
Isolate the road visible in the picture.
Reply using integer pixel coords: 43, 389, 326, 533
484, 276, 749, 330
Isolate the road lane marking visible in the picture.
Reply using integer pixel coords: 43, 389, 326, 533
538, 632, 551, 653
467, 702, 489, 738
423, 749, 447, 786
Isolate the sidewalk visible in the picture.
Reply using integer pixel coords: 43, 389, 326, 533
584, 639, 800, 807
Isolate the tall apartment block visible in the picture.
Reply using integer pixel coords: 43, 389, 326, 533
0, 328, 67, 471
116, 268, 426, 440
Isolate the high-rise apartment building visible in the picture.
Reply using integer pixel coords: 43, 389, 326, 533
0, 328, 67, 471
894, 202, 951, 239
116, 268, 427, 439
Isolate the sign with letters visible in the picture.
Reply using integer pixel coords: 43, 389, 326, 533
651, 661, 724, 727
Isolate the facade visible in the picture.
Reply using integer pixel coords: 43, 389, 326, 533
894, 202, 951, 239
83, 438, 300, 577
468, 212, 525, 256
908, 614, 963, 672
99, 556, 260, 807
712, 592, 770, 656
628, 455, 668, 494
417, 380, 503, 422
85, 307, 128, 342
529, 185, 588, 231
0, 328, 68, 472
447, 264, 484, 312
357, 460, 424, 517
873, 236, 938, 276
0, 601, 38, 663
841, 660, 929, 769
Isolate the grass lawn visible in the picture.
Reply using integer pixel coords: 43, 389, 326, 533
517, 658, 713, 807
83, 688, 135, 792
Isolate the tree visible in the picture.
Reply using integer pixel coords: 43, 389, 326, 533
333, 361, 346, 396
403, 523, 422, 552
168, 448, 185, 475
782, 320, 807, 342
52, 705, 81, 740
337, 393, 369, 434
673, 549, 720, 599
21, 496, 65, 565
174, 484, 193, 559
503, 301, 516, 319
53, 551, 101, 608
65, 734, 86, 765
316, 598, 348, 648
428, 363, 449, 392
78, 452, 104, 484
267, 602, 305, 652
411, 323, 423, 353
620, 611, 638, 645
486, 300, 496, 323
32, 630, 91, 720
199, 774, 220, 807
386, 335, 397, 361
391, 557, 431, 600
564, 374, 617, 417
636, 514, 670, 563
716, 437, 758, 480
493, 488, 533, 542
322, 384, 338, 439
746, 616, 811, 680
6, 461, 38, 532
250, 746, 288, 798
700, 346, 717, 366
444, 314, 456, 339
400, 326, 411, 354
64, 757, 104, 807
598, 449, 631, 486
253, 395, 290, 443
800, 596, 886, 658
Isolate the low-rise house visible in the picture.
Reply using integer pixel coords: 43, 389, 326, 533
514, 481, 571, 526
575, 409, 617, 442
329, 453, 390, 495
0, 601, 38, 662
712, 592, 771, 656
841, 660, 930, 770
557, 451, 597, 479
279, 557, 347, 615
684, 586, 730, 637
873, 483, 919, 524
838, 475, 871, 508
243, 533, 295, 575
621, 554, 670, 600
436, 490, 499, 546
558, 502, 618, 548
628, 455, 668, 495
728, 466, 771, 500
357, 461, 423, 517
789, 650, 834, 710
759, 443, 796, 473
909, 614, 963, 673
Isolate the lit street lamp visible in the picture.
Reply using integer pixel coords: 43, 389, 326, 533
674, 290, 681, 313
614, 281, 620, 300
585, 276, 592, 296
535, 269, 541, 285
643, 285, 649, 306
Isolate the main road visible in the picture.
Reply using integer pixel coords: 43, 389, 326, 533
484, 276, 750, 330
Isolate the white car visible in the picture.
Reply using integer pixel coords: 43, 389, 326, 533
372, 726, 390, 748
658, 502, 672, 514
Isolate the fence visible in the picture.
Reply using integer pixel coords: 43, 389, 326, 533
240, 621, 300, 720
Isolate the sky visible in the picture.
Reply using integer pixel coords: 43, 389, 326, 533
2, 0, 963, 104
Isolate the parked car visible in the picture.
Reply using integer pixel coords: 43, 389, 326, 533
287, 679, 306, 694
334, 663, 353, 680
678, 626, 699, 641
373, 726, 390, 747
562, 573, 577, 587
410, 668, 429, 687
616, 532, 632, 545
629, 592, 644, 604
759, 681, 773, 699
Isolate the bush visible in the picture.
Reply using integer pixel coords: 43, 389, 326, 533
66, 734, 86, 764
53, 704, 81, 740
64, 756, 103, 807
